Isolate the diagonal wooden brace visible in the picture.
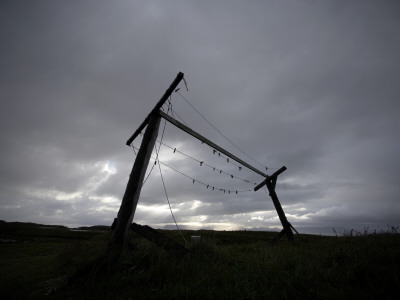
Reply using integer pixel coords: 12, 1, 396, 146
254, 166, 287, 191
254, 166, 294, 241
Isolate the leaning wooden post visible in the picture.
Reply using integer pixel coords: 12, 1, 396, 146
111, 72, 184, 249
265, 179, 294, 241
254, 166, 294, 241
111, 113, 161, 247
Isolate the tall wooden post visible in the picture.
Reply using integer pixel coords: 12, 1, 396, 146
112, 72, 184, 249
112, 113, 161, 247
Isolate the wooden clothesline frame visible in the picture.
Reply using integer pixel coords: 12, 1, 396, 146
111, 72, 296, 248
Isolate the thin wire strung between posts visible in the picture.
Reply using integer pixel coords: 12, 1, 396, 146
137, 109, 169, 188
130, 145, 254, 194
155, 138, 258, 185
168, 102, 190, 128
131, 120, 257, 185
163, 99, 275, 175
166, 109, 262, 175
170, 107, 190, 127
154, 136, 188, 247
165, 93, 190, 128
131, 99, 173, 188
131, 133, 260, 187
130, 100, 261, 192
206, 141, 279, 173
175, 90, 270, 171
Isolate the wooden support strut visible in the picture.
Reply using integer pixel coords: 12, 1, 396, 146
254, 166, 294, 241
254, 166, 287, 191
159, 110, 269, 179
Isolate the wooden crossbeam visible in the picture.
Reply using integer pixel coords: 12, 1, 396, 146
158, 110, 269, 178
254, 166, 287, 191
126, 72, 184, 146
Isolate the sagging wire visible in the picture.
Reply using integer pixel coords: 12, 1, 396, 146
208, 146, 261, 176
149, 99, 260, 185
129, 94, 260, 192
130, 109, 168, 188
164, 98, 264, 179
133, 133, 260, 187
170, 107, 190, 127
154, 137, 189, 247
155, 139, 258, 185
131, 145, 253, 194
130, 143, 155, 188
176, 90, 271, 171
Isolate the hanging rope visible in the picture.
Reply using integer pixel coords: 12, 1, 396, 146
136, 121, 166, 187
154, 138, 189, 246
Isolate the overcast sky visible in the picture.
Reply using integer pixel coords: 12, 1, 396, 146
1, 1, 399, 235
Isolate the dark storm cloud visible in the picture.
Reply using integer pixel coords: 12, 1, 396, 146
1, 1, 399, 233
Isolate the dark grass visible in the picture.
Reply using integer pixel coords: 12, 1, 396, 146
1, 221, 399, 299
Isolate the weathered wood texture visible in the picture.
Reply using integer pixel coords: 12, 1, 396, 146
131, 223, 189, 257
126, 72, 184, 146
112, 114, 161, 247
159, 110, 269, 178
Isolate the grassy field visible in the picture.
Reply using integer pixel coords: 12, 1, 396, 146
0, 221, 399, 299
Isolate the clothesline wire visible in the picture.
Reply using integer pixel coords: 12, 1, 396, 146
133, 133, 260, 186
155, 137, 258, 185
164, 105, 266, 174
176, 91, 269, 171
140, 98, 170, 187
154, 129, 188, 246
130, 144, 253, 194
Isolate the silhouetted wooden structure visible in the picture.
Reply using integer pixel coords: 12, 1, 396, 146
254, 167, 298, 241
111, 72, 183, 248
112, 72, 297, 249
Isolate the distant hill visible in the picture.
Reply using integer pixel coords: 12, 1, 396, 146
0, 220, 109, 231
0, 220, 109, 242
